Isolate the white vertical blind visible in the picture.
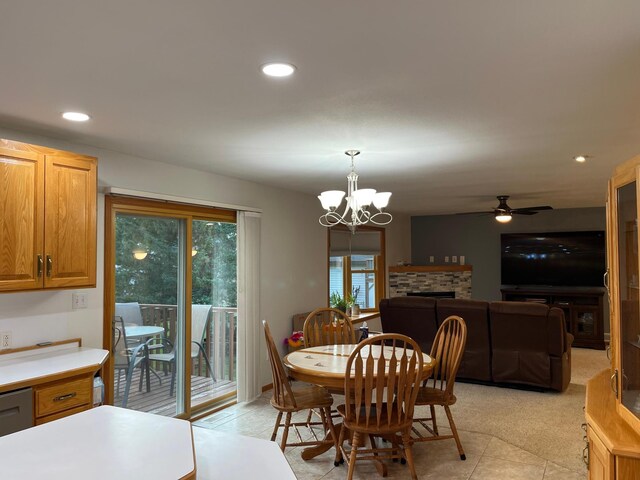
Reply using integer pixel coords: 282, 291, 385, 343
236, 211, 262, 402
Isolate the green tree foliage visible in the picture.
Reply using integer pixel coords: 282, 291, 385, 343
115, 215, 237, 307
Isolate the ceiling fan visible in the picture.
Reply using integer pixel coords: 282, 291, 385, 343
458, 195, 553, 223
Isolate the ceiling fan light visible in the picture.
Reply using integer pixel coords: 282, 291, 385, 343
495, 213, 512, 223
319, 190, 345, 209
373, 192, 392, 209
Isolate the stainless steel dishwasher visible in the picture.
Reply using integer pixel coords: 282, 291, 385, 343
0, 388, 33, 436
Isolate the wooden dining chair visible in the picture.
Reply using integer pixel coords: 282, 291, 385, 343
336, 333, 424, 480
262, 320, 338, 452
412, 315, 468, 460
303, 307, 356, 347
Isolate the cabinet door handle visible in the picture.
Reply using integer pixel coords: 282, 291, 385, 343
610, 370, 619, 398
582, 442, 589, 469
603, 270, 609, 290
53, 392, 76, 402
37, 255, 43, 278
46, 255, 52, 277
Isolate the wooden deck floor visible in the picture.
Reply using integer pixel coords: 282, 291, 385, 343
114, 369, 236, 416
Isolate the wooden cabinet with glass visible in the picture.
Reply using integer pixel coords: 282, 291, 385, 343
0, 139, 97, 292
584, 154, 640, 480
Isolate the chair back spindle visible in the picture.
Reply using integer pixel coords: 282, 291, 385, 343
263, 320, 297, 409
303, 308, 355, 347
427, 315, 467, 395
345, 334, 423, 430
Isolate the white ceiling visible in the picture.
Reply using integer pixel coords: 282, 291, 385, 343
1, 1, 639, 215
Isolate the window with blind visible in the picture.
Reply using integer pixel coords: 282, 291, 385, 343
328, 227, 385, 311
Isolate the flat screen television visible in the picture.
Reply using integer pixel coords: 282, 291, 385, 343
501, 231, 606, 287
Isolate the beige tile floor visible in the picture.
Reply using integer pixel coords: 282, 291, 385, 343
195, 392, 587, 480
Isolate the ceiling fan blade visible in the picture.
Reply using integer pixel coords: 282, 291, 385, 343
455, 211, 495, 216
511, 205, 553, 212
511, 210, 539, 216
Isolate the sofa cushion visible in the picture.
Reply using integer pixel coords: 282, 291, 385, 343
379, 297, 438, 354
490, 301, 553, 387
436, 299, 492, 382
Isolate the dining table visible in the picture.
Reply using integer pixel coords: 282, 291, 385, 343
283, 343, 435, 461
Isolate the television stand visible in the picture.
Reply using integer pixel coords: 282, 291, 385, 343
501, 286, 605, 350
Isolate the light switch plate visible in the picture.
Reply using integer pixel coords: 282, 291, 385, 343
72, 293, 88, 310
444, 256, 449, 263
452, 256, 458, 263
429, 256, 434, 263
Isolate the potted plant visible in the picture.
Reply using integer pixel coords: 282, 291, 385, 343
330, 291, 348, 313
346, 286, 361, 316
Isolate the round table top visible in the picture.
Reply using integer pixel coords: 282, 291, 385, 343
124, 325, 164, 339
283, 344, 435, 390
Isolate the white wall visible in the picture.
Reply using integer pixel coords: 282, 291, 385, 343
0, 127, 411, 387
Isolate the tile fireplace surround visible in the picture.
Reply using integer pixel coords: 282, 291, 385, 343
388, 265, 472, 299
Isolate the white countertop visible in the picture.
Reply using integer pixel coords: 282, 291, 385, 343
0, 406, 196, 480
0, 345, 108, 392
0, 406, 296, 480
193, 427, 296, 480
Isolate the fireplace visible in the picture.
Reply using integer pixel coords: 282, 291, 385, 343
407, 291, 455, 299
388, 265, 472, 299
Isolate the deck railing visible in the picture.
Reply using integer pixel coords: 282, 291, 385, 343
139, 304, 237, 381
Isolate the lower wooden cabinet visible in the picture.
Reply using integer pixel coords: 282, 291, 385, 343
585, 370, 640, 480
587, 426, 615, 480
33, 373, 94, 425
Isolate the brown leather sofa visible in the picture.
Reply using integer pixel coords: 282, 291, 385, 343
379, 297, 573, 392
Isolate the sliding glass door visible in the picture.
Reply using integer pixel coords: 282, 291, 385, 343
105, 196, 237, 418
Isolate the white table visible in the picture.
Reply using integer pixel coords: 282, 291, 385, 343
0, 406, 196, 479
193, 427, 296, 480
124, 325, 164, 340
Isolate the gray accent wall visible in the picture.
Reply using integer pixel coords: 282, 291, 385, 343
411, 207, 606, 302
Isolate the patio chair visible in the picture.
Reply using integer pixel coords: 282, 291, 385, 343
412, 315, 468, 460
112, 316, 149, 408
262, 320, 337, 452
336, 333, 424, 480
148, 305, 216, 395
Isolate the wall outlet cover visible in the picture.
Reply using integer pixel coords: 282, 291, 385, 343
429, 256, 434, 263
444, 256, 450, 263
0, 331, 11, 349
452, 256, 458, 263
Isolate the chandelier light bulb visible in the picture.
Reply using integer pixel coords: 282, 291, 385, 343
495, 213, 512, 223
317, 150, 392, 230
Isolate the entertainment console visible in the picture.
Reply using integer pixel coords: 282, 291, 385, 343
501, 286, 605, 350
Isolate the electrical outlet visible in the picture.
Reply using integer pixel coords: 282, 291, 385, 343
1, 331, 11, 349
452, 255, 458, 263
460, 255, 466, 265
429, 256, 434, 263
444, 256, 450, 263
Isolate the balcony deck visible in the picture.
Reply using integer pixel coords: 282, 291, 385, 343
115, 368, 237, 416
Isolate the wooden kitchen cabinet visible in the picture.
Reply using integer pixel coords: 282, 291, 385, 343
33, 373, 94, 425
0, 139, 96, 292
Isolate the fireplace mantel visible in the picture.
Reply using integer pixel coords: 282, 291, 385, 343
389, 265, 472, 273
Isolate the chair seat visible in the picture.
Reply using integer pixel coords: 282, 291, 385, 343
336, 403, 413, 434
416, 386, 457, 406
271, 384, 333, 412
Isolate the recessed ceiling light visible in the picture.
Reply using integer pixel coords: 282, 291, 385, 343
261, 63, 296, 77
62, 111, 91, 122
574, 155, 588, 163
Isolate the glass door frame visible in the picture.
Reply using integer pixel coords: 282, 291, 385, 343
607, 163, 640, 432
103, 195, 236, 419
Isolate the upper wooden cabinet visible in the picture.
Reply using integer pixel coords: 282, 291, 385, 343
0, 140, 96, 292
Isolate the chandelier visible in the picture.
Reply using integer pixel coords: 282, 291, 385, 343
318, 150, 392, 231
